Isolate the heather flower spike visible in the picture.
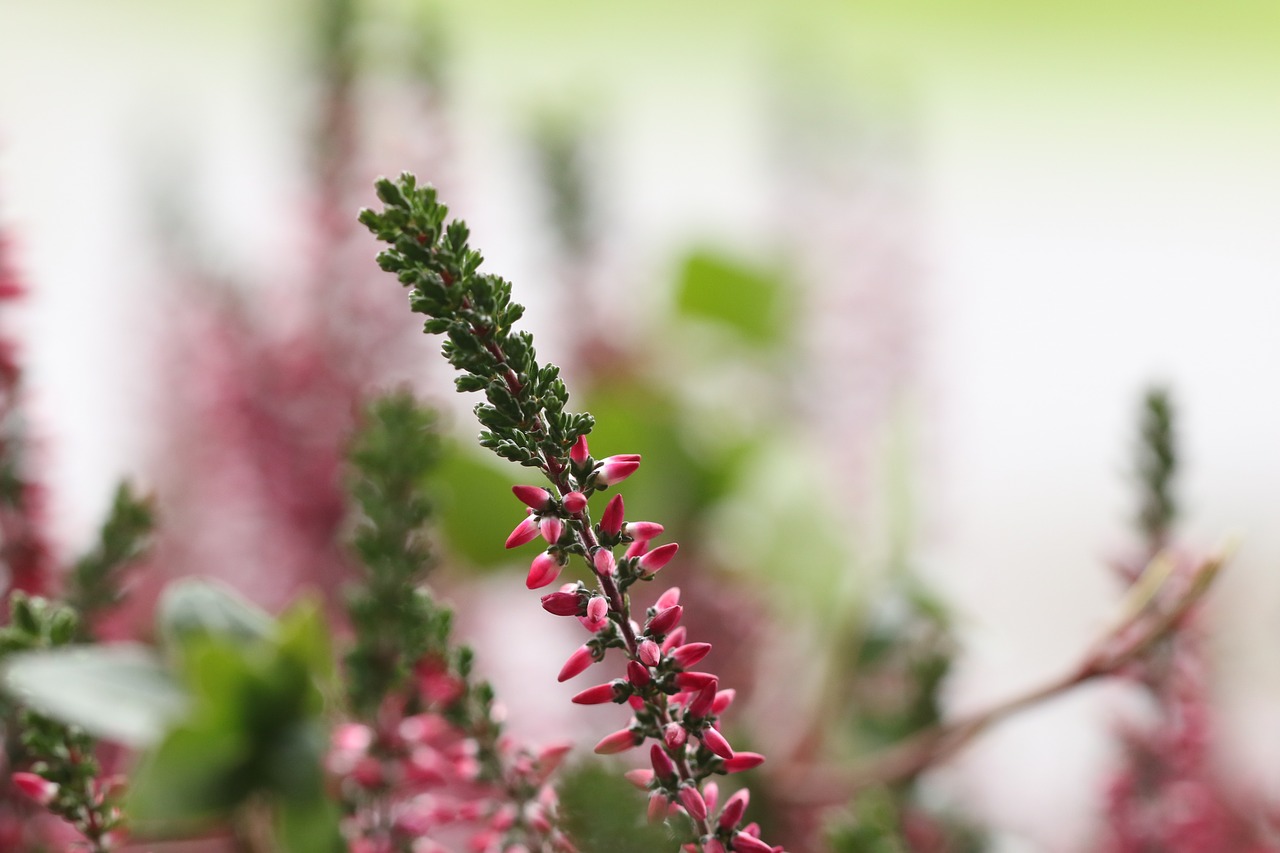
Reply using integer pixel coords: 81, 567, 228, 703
363, 174, 779, 851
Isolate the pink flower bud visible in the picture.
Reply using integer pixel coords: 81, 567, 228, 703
656, 587, 682, 610
722, 752, 766, 774
638, 543, 679, 575
594, 728, 638, 755
540, 516, 564, 544
526, 552, 562, 589
11, 772, 57, 806
638, 639, 662, 667
671, 642, 712, 668
713, 689, 736, 714
719, 787, 750, 830
563, 491, 588, 513
600, 494, 625, 536
678, 786, 708, 822
535, 743, 573, 781
592, 548, 616, 576
598, 455, 641, 486
624, 768, 654, 789
629, 695, 645, 710
570, 435, 590, 465
505, 515, 539, 549
661, 626, 688, 652
702, 726, 734, 759
648, 791, 669, 823
626, 521, 664, 541
663, 722, 688, 750
513, 485, 552, 510
732, 833, 774, 853
558, 644, 595, 681
645, 605, 683, 636
572, 682, 620, 705
650, 743, 677, 781
579, 613, 609, 633
627, 660, 651, 688
625, 538, 650, 559
333, 722, 374, 753
704, 781, 720, 813
676, 671, 717, 691
688, 682, 719, 718
587, 596, 609, 624
541, 591, 582, 616
705, 840, 727, 853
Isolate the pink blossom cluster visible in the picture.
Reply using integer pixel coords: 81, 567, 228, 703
329, 662, 574, 853
507, 436, 780, 853
5, 769, 126, 850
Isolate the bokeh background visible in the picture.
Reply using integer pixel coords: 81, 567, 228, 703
4, 1, 1280, 850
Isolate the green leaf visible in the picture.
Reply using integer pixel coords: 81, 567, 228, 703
433, 442, 526, 571
558, 761, 674, 852
674, 250, 791, 345
2, 644, 187, 746
127, 723, 250, 827
157, 578, 274, 650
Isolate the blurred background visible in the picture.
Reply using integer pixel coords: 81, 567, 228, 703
4, 0, 1280, 850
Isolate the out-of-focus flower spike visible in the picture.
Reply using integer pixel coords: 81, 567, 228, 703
624, 768, 654, 789
540, 516, 564, 544
563, 491, 587, 514
601, 494, 625, 536
541, 590, 583, 616
722, 752, 766, 773
719, 787, 750, 830
639, 542, 679, 575
713, 688, 736, 714
678, 785, 708, 822
572, 682, 621, 705
638, 639, 662, 667
527, 552, 562, 589
598, 455, 641, 486
570, 435, 590, 465
592, 548, 616, 576
558, 644, 595, 681
594, 728, 639, 755
11, 772, 58, 806
626, 521, 664, 541
671, 642, 712, 668
513, 485, 552, 510
645, 605, 683, 636
506, 515, 540, 549
656, 587, 681, 610
702, 726, 734, 759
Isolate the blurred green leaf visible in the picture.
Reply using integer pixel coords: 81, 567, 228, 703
433, 441, 525, 570
674, 250, 791, 345
2, 644, 187, 746
157, 578, 274, 650
558, 761, 674, 852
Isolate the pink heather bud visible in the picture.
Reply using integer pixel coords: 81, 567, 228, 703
513, 485, 552, 510
638, 639, 662, 667
656, 587, 682, 610
648, 791, 669, 824
671, 642, 712, 668
592, 548, 616, 576
598, 455, 641, 486
624, 538, 650, 559
541, 591, 583, 617
650, 743, 677, 781
626, 521, 664, 541
704, 781, 720, 813
492, 803, 518, 831
11, 772, 58, 806
563, 491, 588, 514
676, 671, 717, 691
558, 644, 595, 681
587, 596, 609, 624
639, 543, 679, 574
627, 660, 652, 688
601, 494, 625, 537
645, 605, 683, 636
664, 722, 689, 750
535, 743, 573, 781
526, 552, 562, 589
678, 786, 708, 822
624, 768, 654, 789
333, 722, 374, 753
705, 841, 727, 853
719, 788, 750, 830
713, 689, 736, 714
629, 695, 645, 710
579, 613, 609, 633
702, 726, 734, 759
722, 753, 766, 774
572, 682, 621, 705
570, 435, 590, 465
661, 626, 688, 652
594, 728, 639, 755
506, 515, 540, 549
540, 516, 564, 544
732, 833, 774, 853
688, 682, 719, 718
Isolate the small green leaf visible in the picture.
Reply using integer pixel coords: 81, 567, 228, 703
674, 250, 791, 345
3, 644, 187, 746
157, 578, 273, 650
